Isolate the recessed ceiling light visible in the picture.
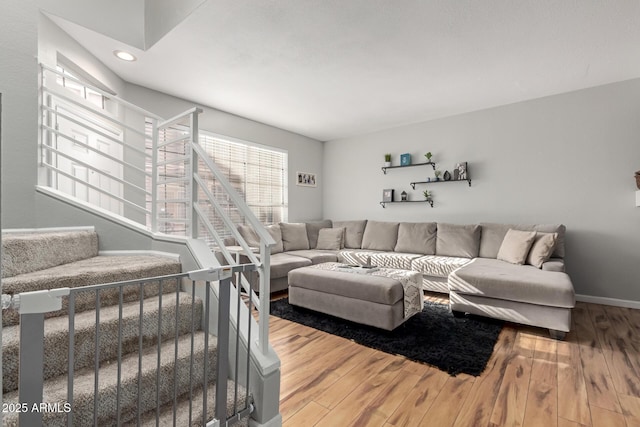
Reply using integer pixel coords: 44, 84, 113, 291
113, 50, 136, 62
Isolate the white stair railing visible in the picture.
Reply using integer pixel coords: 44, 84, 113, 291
154, 109, 275, 353
35, 63, 278, 424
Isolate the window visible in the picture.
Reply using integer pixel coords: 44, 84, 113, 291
199, 132, 288, 234
147, 120, 288, 238
55, 65, 107, 109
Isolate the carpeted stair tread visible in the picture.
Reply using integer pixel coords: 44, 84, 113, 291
2, 291, 203, 393
128, 379, 249, 427
1, 230, 98, 278
2, 332, 218, 427
2, 255, 182, 326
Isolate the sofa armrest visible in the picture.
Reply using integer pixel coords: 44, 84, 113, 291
542, 258, 565, 272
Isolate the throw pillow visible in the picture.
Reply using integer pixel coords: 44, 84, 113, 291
305, 220, 333, 249
316, 228, 344, 250
526, 232, 558, 268
497, 229, 537, 265
279, 222, 310, 251
333, 220, 367, 248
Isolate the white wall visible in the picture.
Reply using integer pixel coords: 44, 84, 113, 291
123, 83, 325, 222
323, 79, 640, 302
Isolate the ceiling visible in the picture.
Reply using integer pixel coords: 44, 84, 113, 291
49, 0, 640, 142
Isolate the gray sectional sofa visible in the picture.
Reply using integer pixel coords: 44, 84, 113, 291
225, 219, 575, 338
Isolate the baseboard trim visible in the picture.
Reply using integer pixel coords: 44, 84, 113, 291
576, 294, 640, 310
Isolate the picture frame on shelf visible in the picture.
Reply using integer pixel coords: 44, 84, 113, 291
453, 162, 468, 181
296, 171, 317, 187
382, 189, 394, 202
400, 153, 411, 166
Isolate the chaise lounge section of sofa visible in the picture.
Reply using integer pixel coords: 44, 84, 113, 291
224, 219, 575, 338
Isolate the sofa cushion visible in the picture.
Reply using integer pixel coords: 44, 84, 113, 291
411, 255, 472, 278
448, 258, 575, 308
479, 223, 566, 259
305, 220, 333, 248
362, 221, 400, 251
316, 228, 344, 250
285, 250, 339, 265
394, 222, 437, 254
333, 220, 368, 249
269, 253, 312, 279
338, 249, 421, 270
338, 249, 380, 266
238, 224, 284, 254
436, 223, 481, 258
497, 229, 536, 265
280, 222, 310, 251
527, 233, 558, 268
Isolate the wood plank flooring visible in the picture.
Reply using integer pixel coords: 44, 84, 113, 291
269, 293, 640, 427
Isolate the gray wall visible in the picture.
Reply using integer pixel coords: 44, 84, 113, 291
323, 79, 640, 302
0, 0, 39, 228
124, 83, 324, 222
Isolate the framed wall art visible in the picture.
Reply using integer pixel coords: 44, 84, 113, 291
296, 171, 317, 187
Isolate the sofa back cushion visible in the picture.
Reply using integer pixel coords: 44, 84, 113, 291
362, 221, 400, 251
479, 223, 565, 259
436, 223, 481, 258
280, 222, 310, 251
394, 222, 437, 254
333, 220, 368, 249
305, 220, 333, 248
238, 224, 284, 254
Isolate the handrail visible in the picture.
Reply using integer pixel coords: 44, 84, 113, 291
156, 107, 203, 130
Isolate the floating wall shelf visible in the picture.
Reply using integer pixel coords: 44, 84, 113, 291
381, 162, 436, 174
380, 200, 433, 208
410, 178, 472, 189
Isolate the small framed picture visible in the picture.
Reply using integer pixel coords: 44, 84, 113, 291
400, 153, 411, 166
382, 189, 394, 202
453, 162, 468, 181
297, 171, 317, 187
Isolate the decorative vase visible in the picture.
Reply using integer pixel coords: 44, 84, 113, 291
636, 171, 640, 189
384, 162, 391, 167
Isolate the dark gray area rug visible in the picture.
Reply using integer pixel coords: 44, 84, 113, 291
270, 298, 503, 376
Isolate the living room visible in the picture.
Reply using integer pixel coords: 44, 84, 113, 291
2, 1, 640, 427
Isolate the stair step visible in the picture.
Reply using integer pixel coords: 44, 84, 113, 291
2, 332, 218, 427
2, 291, 203, 394
127, 379, 250, 427
2, 255, 182, 327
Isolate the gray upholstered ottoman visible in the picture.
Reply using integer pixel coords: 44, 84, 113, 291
287, 262, 422, 331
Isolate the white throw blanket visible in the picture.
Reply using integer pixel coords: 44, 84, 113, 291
310, 262, 424, 319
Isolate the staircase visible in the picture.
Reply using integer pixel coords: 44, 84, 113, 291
1, 229, 248, 426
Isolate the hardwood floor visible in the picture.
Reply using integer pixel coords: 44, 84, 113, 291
269, 293, 640, 427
